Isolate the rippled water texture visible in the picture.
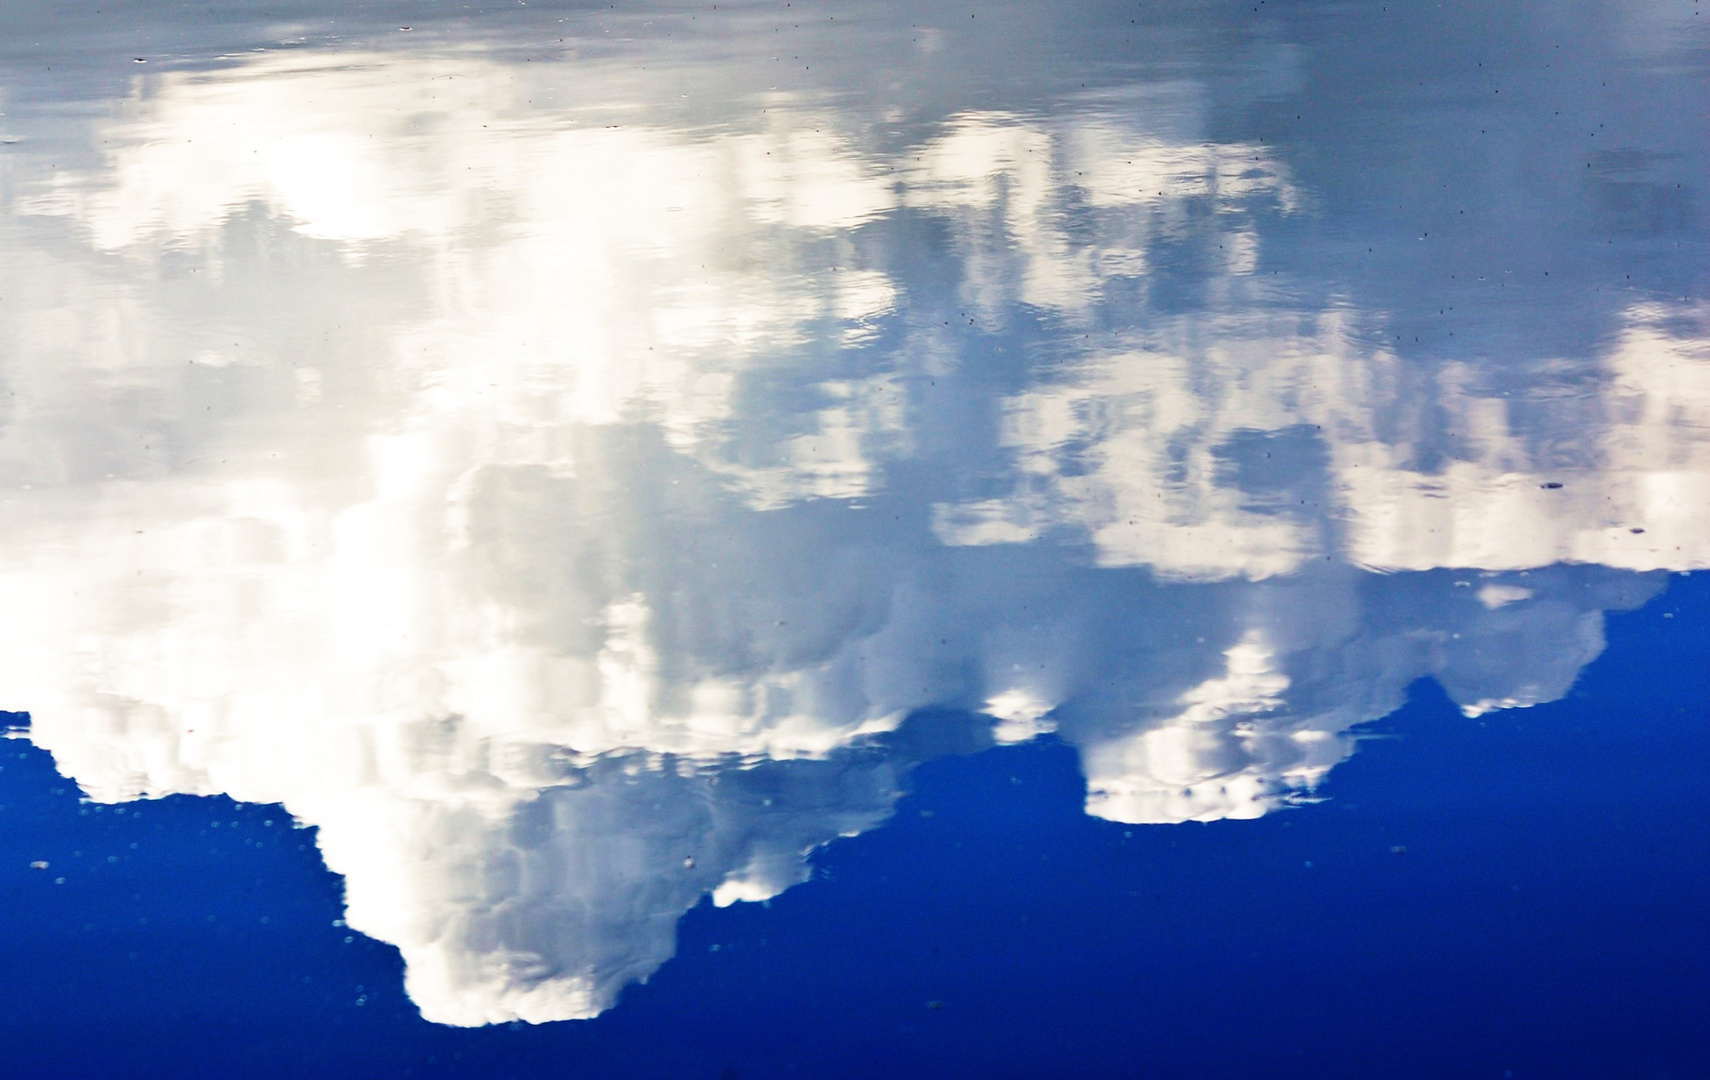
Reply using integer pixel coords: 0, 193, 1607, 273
1, 0, 1706, 1044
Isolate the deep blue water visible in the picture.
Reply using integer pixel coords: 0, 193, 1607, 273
3, 572, 1706, 1079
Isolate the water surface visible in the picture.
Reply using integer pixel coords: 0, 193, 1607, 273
1, 1, 1707, 1075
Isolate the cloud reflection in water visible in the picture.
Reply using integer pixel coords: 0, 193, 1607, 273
0, 15, 1706, 1025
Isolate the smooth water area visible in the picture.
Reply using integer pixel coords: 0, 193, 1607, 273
0, 1, 1706, 1076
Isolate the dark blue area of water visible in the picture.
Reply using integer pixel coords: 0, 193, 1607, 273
2, 574, 1707, 1080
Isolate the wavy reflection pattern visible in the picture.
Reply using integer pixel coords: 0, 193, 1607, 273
0, 32, 1706, 1023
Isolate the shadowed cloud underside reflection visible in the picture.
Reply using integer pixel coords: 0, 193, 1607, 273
1, 8, 1707, 1025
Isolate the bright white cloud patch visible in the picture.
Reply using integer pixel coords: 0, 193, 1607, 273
0, 40, 1704, 1025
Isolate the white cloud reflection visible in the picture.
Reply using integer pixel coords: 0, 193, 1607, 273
0, 34, 1705, 1024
